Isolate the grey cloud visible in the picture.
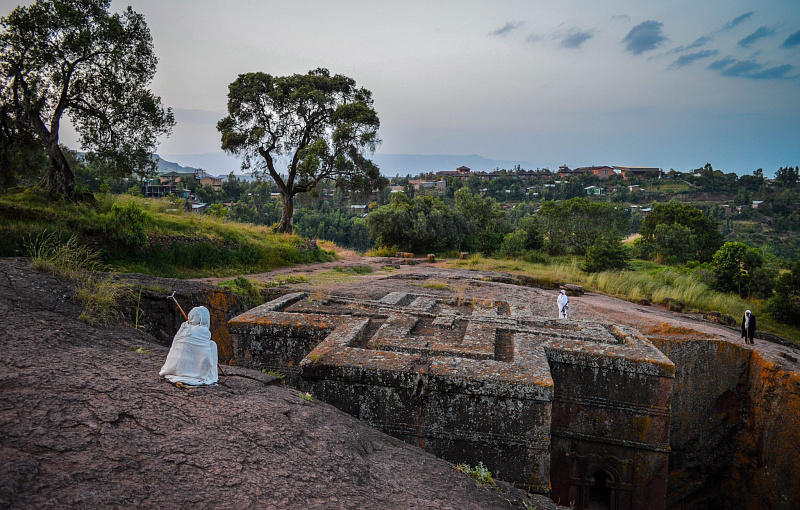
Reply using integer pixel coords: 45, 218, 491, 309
709, 58, 796, 79
671, 49, 719, 67
723, 12, 755, 31
672, 35, 711, 53
526, 33, 542, 43
749, 64, 795, 79
612, 15, 630, 22
622, 20, 667, 55
721, 60, 761, 76
781, 30, 800, 48
738, 26, 775, 48
560, 29, 595, 49
490, 21, 525, 37
708, 56, 736, 70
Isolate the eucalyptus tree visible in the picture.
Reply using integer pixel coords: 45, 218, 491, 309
0, 0, 174, 197
217, 68, 382, 233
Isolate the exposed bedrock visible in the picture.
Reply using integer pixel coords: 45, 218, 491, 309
651, 338, 800, 510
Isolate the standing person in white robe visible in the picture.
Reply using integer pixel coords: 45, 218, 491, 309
159, 306, 218, 386
557, 289, 569, 319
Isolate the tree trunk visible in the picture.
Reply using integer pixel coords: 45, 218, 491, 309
42, 138, 75, 198
276, 192, 294, 233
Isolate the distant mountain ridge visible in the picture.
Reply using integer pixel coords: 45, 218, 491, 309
371, 153, 534, 176
154, 152, 536, 178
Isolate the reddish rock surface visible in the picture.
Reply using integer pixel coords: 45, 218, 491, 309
0, 258, 560, 509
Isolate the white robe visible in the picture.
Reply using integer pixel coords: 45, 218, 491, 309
159, 306, 218, 385
557, 292, 569, 319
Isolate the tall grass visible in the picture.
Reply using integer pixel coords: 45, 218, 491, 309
25, 230, 130, 325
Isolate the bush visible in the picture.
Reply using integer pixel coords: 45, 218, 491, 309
106, 201, 149, 248
765, 263, 800, 326
498, 230, 528, 258
582, 236, 629, 273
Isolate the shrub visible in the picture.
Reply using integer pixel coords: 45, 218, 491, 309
582, 236, 629, 273
106, 201, 149, 248
765, 262, 800, 326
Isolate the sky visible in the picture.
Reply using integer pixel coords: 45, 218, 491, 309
2, 0, 800, 176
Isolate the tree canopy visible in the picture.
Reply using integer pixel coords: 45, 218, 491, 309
217, 68, 382, 233
0, 0, 174, 197
537, 197, 628, 255
639, 201, 722, 262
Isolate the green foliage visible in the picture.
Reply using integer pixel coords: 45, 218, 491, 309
765, 262, 800, 326
106, 201, 149, 248
651, 223, 697, 265
538, 197, 628, 255
456, 462, 497, 488
26, 231, 101, 277
454, 188, 510, 254
218, 68, 382, 232
499, 230, 528, 258
218, 276, 265, 308
712, 242, 764, 298
367, 193, 464, 253
0, 0, 174, 197
582, 236, 629, 272
640, 202, 722, 262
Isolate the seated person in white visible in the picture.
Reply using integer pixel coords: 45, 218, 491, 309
159, 306, 218, 386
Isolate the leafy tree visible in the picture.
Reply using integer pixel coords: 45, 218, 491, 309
582, 235, 629, 273
538, 198, 627, 255
0, 0, 174, 197
651, 223, 697, 265
774, 166, 799, 189
366, 193, 463, 253
711, 242, 763, 298
765, 262, 800, 326
0, 103, 47, 187
218, 68, 382, 233
454, 188, 509, 254
640, 202, 722, 262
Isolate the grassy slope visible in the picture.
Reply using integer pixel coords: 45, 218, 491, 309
0, 191, 333, 278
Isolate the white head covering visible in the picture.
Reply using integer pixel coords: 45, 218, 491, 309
159, 306, 217, 385
188, 305, 211, 328
744, 310, 751, 329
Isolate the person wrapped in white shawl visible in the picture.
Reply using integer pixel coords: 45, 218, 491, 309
557, 290, 569, 319
159, 306, 218, 386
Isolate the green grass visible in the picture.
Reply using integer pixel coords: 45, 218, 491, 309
0, 191, 333, 278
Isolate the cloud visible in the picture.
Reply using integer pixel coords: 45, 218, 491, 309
708, 56, 737, 70
781, 30, 800, 48
560, 29, 595, 49
748, 64, 795, 79
721, 60, 762, 76
676, 35, 711, 53
489, 21, 525, 37
708, 58, 796, 79
723, 11, 755, 31
738, 26, 775, 48
525, 33, 542, 43
622, 20, 667, 55
611, 15, 630, 22
671, 49, 719, 67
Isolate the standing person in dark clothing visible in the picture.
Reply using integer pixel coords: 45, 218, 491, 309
741, 309, 756, 345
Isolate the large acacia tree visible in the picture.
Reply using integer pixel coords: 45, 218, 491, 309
217, 68, 381, 233
0, 0, 174, 197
